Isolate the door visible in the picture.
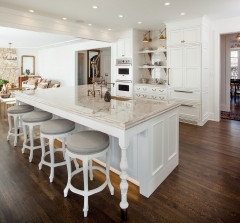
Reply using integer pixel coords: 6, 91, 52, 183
168, 45, 183, 89
78, 53, 84, 85
183, 27, 201, 43
168, 29, 183, 45
117, 38, 124, 58
183, 44, 201, 90
103, 55, 111, 83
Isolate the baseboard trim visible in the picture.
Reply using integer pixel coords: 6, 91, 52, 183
208, 112, 214, 121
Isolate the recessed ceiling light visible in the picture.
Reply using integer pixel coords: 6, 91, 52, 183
119, 15, 123, 18
89, 24, 92, 26
181, 13, 185, 15
92, 6, 98, 9
108, 28, 111, 30
138, 22, 142, 24
29, 10, 34, 13
165, 3, 170, 5
63, 18, 67, 20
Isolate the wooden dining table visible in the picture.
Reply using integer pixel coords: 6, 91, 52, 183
231, 79, 240, 103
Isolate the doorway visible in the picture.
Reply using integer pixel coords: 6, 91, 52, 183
220, 33, 240, 120
77, 53, 84, 85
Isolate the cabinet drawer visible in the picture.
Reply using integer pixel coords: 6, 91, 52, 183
135, 93, 148, 99
149, 87, 167, 94
149, 94, 166, 101
135, 85, 148, 92
179, 104, 200, 121
168, 89, 200, 102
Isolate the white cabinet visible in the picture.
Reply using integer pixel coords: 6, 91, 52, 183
168, 27, 201, 45
166, 16, 209, 126
168, 43, 201, 90
117, 37, 131, 58
134, 84, 167, 101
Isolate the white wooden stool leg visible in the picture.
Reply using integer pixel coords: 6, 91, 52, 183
39, 136, 46, 170
49, 137, 55, 183
73, 158, 79, 169
22, 124, 27, 154
13, 116, 18, 146
7, 115, 12, 140
89, 159, 93, 181
106, 148, 114, 195
83, 158, 89, 217
62, 137, 66, 159
64, 153, 72, 197
29, 125, 34, 162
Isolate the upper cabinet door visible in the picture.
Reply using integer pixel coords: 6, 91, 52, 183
123, 37, 131, 57
183, 27, 201, 43
116, 38, 131, 58
168, 30, 183, 45
117, 38, 124, 58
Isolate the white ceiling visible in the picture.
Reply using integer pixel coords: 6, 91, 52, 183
0, 0, 240, 31
0, 26, 86, 48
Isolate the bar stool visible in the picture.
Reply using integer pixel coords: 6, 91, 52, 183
64, 130, 114, 217
7, 105, 34, 146
39, 119, 78, 182
22, 111, 53, 162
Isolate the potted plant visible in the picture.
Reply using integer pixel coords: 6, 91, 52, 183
0, 79, 9, 93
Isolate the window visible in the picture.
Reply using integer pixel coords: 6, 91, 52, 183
231, 50, 239, 79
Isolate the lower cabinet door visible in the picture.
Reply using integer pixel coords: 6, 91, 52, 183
135, 92, 148, 99
149, 94, 166, 101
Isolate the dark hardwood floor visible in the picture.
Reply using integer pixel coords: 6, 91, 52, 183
0, 109, 240, 222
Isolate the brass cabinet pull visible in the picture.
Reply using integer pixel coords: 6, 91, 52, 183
159, 89, 164, 92
137, 88, 140, 90
181, 40, 185, 43
181, 104, 193, 107
143, 95, 147, 97
143, 88, 147, 91
160, 97, 164, 100
174, 90, 193, 93
152, 89, 156, 91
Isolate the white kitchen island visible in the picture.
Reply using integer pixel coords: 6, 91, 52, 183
15, 85, 180, 221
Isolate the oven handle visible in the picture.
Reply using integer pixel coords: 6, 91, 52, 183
115, 80, 132, 83
115, 64, 132, 66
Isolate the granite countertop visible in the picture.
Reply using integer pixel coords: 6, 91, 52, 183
15, 85, 180, 130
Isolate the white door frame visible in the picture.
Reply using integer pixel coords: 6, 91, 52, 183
212, 17, 240, 122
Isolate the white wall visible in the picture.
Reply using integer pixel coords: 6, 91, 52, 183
17, 48, 38, 75
38, 40, 112, 87
209, 15, 240, 121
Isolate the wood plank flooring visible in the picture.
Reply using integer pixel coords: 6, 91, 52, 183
0, 110, 240, 222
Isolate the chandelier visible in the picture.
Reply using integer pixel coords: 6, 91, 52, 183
3, 43, 17, 64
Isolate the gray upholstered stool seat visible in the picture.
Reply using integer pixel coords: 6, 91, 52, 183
22, 111, 52, 123
8, 105, 34, 114
64, 130, 114, 217
7, 104, 34, 147
67, 131, 110, 155
40, 119, 75, 135
22, 111, 53, 162
39, 119, 78, 182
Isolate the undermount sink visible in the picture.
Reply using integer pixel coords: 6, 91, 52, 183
111, 96, 131, 101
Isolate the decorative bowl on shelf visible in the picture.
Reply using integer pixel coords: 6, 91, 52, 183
142, 47, 153, 51
0, 93, 11, 98
140, 78, 149, 84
